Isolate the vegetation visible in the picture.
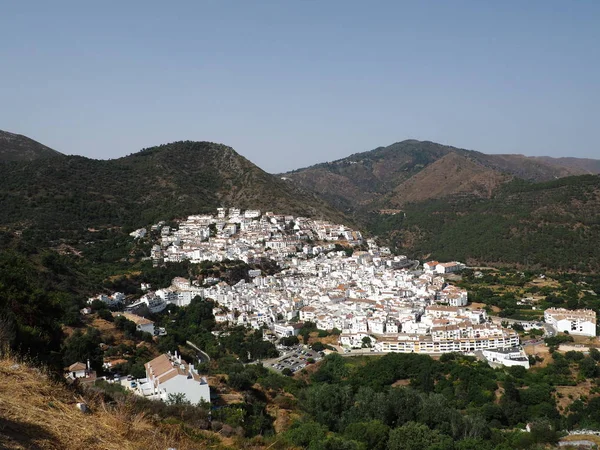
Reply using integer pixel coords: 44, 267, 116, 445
368, 176, 600, 272
277, 351, 595, 449
0, 129, 63, 162
454, 268, 600, 323
0, 141, 346, 250
0, 354, 227, 450
3, 133, 600, 448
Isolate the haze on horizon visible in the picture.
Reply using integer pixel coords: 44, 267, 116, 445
1, 1, 598, 173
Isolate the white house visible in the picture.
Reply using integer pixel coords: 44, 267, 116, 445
244, 209, 261, 219
423, 261, 440, 273
87, 292, 125, 308
299, 306, 316, 322
144, 352, 210, 405
129, 228, 147, 239
435, 262, 466, 274
114, 312, 155, 335
368, 319, 385, 334
438, 285, 468, 307
67, 362, 88, 379
273, 322, 302, 338
65, 361, 96, 381
385, 322, 399, 334
544, 308, 597, 337
482, 348, 530, 369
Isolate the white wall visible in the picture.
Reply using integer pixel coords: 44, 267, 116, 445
161, 375, 210, 404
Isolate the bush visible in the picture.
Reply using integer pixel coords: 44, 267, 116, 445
97, 309, 113, 321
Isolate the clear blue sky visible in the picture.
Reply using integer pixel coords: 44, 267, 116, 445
1, 1, 598, 172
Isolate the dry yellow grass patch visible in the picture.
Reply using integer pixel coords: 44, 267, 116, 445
555, 380, 595, 411
0, 355, 228, 450
524, 344, 552, 368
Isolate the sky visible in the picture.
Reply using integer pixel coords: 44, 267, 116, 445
1, 1, 598, 172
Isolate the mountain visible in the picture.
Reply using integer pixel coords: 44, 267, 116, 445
0, 140, 346, 244
283, 140, 600, 271
0, 130, 63, 162
368, 175, 600, 272
532, 156, 600, 175
283, 140, 592, 213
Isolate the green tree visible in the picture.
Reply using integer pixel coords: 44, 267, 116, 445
61, 327, 103, 370
579, 356, 598, 378
387, 422, 453, 450
166, 392, 190, 405
344, 420, 390, 450
285, 420, 328, 448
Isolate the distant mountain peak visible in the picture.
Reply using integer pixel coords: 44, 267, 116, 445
0, 130, 63, 162
282, 139, 599, 213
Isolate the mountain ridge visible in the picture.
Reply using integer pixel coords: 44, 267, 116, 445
0, 129, 63, 162
0, 140, 347, 245
282, 139, 599, 212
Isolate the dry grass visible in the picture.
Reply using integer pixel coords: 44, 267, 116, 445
469, 302, 501, 313
305, 332, 338, 347
555, 380, 594, 411
0, 355, 231, 450
523, 344, 552, 368
560, 434, 600, 446
527, 277, 560, 289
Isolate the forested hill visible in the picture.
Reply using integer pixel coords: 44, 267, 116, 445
282, 140, 598, 213
0, 140, 347, 243
0, 130, 63, 162
532, 156, 600, 175
368, 175, 600, 272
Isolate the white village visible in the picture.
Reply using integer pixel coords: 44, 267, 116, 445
81, 207, 597, 404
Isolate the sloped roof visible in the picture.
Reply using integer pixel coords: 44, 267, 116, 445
68, 362, 87, 372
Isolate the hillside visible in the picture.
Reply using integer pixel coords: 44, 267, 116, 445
0, 130, 63, 162
0, 140, 347, 245
369, 175, 600, 272
0, 355, 238, 450
283, 140, 591, 212
533, 156, 600, 175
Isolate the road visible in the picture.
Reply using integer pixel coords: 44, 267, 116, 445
490, 317, 555, 338
186, 340, 211, 363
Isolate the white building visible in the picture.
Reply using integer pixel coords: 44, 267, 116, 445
435, 262, 466, 274
423, 261, 440, 273
438, 285, 468, 307
114, 312, 155, 335
482, 348, 530, 369
244, 209, 261, 219
127, 293, 167, 314
129, 228, 147, 239
87, 292, 125, 308
144, 352, 210, 405
65, 361, 96, 381
544, 308, 597, 337
273, 322, 302, 337
66, 362, 88, 379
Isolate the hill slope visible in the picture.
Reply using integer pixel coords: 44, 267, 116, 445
283, 140, 592, 212
0, 130, 63, 162
0, 141, 347, 243
0, 355, 236, 450
532, 156, 600, 175
369, 175, 600, 272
